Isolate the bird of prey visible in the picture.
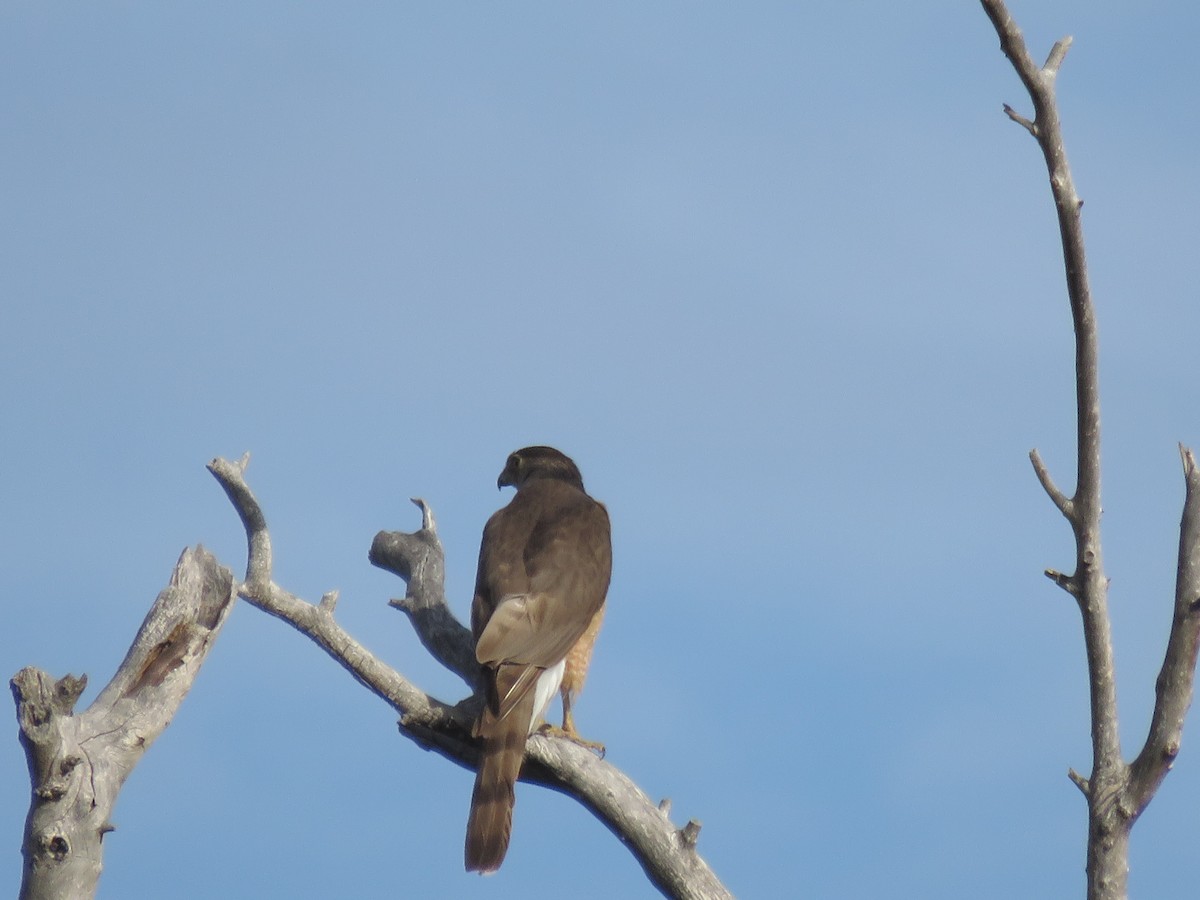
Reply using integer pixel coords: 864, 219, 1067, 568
464, 446, 612, 874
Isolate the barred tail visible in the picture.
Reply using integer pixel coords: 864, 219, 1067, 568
465, 698, 532, 873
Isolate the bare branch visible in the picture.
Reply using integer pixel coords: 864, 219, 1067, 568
206, 456, 451, 725
13, 547, 236, 900
1002, 103, 1036, 136
369, 498, 477, 688
980, 2, 1097, 523
1068, 767, 1090, 796
980, 3, 1131, 897
207, 456, 731, 899
1044, 568, 1079, 597
1044, 37, 1073, 76
1030, 449, 1074, 520
981, 0, 1115, 741
1127, 447, 1200, 814
207, 452, 271, 588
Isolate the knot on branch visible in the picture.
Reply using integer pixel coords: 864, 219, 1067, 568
34, 755, 84, 802
11, 669, 88, 731
37, 833, 70, 862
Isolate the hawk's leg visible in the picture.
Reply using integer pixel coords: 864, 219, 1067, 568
537, 691, 605, 757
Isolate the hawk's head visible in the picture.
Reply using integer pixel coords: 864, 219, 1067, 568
498, 446, 585, 492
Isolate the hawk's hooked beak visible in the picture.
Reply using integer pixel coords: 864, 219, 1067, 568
497, 461, 518, 490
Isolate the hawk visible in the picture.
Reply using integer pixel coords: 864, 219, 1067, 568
464, 446, 612, 874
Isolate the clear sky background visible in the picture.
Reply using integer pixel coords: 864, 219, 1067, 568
3, 2, 1199, 897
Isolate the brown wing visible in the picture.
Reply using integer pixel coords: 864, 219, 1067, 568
474, 481, 610, 666
471, 478, 611, 719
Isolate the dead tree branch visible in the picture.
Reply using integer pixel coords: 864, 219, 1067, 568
207, 454, 731, 900
370, 500, 478, 688
12, 547, 236, 900
1128, 448, 1200, 808
981, 2, 1200, 898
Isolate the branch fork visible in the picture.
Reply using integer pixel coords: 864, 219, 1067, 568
206, 454, 731, 900
12, 547, 237, 900
982, 2, 1200, 897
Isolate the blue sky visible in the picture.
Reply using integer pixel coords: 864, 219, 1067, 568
3, 2, 1200, 897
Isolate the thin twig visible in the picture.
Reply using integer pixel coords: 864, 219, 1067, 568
1030, 449, 1074, 520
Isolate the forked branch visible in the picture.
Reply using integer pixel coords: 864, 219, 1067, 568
13, 547, 237, 900
981, 2, 1200, 898
207, 455, 731, 900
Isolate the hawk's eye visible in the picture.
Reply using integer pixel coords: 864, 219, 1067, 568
508, 455, 521, 470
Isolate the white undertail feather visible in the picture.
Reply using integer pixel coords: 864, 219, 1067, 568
531, 659, 565, 731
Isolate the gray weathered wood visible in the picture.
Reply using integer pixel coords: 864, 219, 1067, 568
13, 547, 236, 900
980, 3, 1200, 897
